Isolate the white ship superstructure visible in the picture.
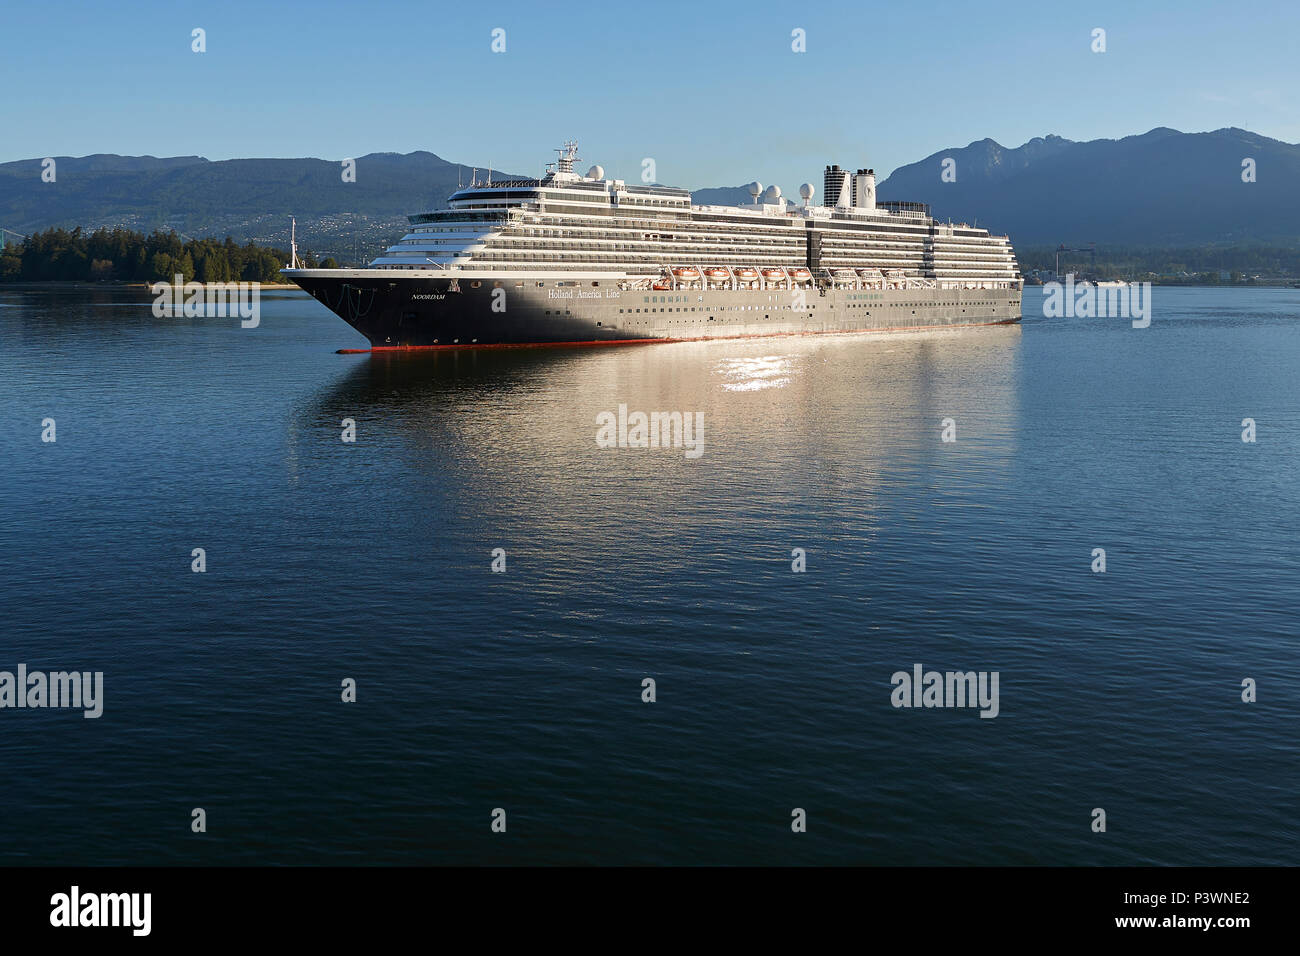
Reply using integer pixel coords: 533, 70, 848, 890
369, 144, 1019, 292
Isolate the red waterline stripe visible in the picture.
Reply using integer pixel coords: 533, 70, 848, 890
336, 318, 1020, 354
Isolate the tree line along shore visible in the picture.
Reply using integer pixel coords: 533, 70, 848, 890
1017, 243, 1300, 285
0, 227, 340, 285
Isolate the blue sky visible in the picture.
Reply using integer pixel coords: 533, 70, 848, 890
2, 0, 1296, 189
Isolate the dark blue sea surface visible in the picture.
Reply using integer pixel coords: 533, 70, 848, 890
0, 285, 1297, 865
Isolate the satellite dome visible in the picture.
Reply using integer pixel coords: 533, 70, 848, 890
799, 183, 815, 200
586, 165, 605, 180
762, 184, 782, 202
747, 181, 763, 197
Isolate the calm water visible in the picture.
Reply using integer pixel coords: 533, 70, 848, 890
0, 285, 1297, 865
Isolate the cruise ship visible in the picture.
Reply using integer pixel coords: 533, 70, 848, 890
284, 143, 1022, 349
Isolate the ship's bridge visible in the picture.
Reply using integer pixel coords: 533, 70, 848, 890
370, 203, 523, 269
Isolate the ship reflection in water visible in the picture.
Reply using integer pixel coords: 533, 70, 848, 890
312, 325, 1013, 460
302, 326, 1023, 529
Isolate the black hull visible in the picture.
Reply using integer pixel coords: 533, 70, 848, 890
286, 272, 1022, 349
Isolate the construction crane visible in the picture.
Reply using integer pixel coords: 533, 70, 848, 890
1055, 242, 1096, 279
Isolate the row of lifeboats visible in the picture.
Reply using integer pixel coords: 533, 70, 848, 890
826, 268, 934, 290
652, 265, 815, 290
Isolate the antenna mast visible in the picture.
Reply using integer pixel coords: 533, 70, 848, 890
555, 141, 580, 174
290, 216, 300, 269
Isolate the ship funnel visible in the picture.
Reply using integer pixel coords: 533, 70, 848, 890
853, 168, 877, 212
824, 165, 850, 209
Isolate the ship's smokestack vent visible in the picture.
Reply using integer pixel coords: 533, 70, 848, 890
852, 167, 877, 212
823, 164, 850, 209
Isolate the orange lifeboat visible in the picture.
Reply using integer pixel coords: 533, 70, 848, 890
762, 268, 787, 280
652, 280, 672, 290
733, 267, 759, 280
672, 267, 700, 279
703, 267, 729, 279
790, 267, 811, 279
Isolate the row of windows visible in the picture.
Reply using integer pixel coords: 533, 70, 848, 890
931, 266, 1019, 273
408, 226, 1012, 258
615, 304, 820, 314
529, 216, 792, 236
409, 211, 510, 224
434, 198, 1009, 247
460, 254, 802, 265
819, 240, 927, 251
591, 297, 1011, 317
533, 207, 813, 233
495, 234, 804, 248
421, 238, 928, 256
944, 249, 1014, 256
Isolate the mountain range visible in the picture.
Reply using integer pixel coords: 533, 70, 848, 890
0, 152, 498, 257
700, 128, 1300, 246
2, 128, 1296, 256
880, 127, 1299, 245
